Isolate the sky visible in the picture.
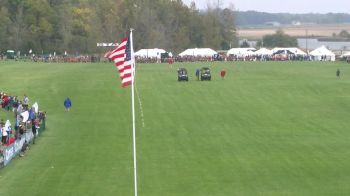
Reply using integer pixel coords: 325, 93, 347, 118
182, 0, 350, 14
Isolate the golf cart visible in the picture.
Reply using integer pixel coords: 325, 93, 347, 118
177, 68, 188, 81
200, 67, 211, 81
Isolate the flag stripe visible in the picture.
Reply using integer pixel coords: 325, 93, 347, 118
109, 48, 126, 59
107, 36, 134, 87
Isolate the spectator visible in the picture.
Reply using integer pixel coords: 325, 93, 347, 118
15, 114, 20, 139
64, 97, 72, 112
19, 140, 29, 157
12, 96, 18, 112
19, 124, 25, 137
17, 101, 23, 113
195, 69, 200, 80
31, 119, 37, 144
336, 69, 340, 78
220, 69, 226, 80
23, 94, 29, 105
29, 107, 36, 120
1, 122, 7, 145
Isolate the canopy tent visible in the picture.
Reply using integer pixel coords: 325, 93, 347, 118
254, 48, 273, 55
341, 51, 350, 57
227, 48, 256, 57
273, 49, 294, 55
272, 48, 307, 55
310, 46, 335, 61
178, 48, 217, 57
134, 48, 166, 58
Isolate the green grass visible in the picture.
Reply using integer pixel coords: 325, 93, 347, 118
0, 60, 350, 196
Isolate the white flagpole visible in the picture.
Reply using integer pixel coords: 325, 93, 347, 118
130, 29, 138, 196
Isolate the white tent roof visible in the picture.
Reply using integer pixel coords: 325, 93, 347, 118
134, 48, 166, 58
341, 51, 350, 57
310, 46, 335, 57
290, 48, 306, 55
254, 48, 273, 55
178, 48, 217, 57
272, 47, 306, 55
227, 48, 256, 56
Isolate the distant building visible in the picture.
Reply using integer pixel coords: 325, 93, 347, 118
292, 21, 301, 26
298, 38, 350, 51
264, 22, 280, 27
239, 39, 258, 48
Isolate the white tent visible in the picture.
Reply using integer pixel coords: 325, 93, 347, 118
310, 46, 335, 61
272, 47, 307, 55
254, 48, 273, 55
341, 51, 350, 57
227, 48, 256, 57
179, 48, 217, 57
289, 48, 307, 55
134, 48, 166, 58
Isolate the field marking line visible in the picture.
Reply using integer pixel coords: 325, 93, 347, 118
135, 85, 145, 128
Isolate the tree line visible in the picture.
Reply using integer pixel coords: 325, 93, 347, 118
0, 0, 237, 55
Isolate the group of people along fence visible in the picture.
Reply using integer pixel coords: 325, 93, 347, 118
0, 92, 46, 160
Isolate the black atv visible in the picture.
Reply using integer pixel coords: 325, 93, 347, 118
177, 68, 189, 81
200, 67, 211, 81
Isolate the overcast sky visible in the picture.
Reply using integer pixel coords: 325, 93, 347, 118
182, 0, 350, 14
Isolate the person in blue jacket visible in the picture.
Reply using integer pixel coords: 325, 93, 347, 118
64, 97, 72, 112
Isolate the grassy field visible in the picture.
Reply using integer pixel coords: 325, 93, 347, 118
0, 60, 350, 196
238, 24, 350, 39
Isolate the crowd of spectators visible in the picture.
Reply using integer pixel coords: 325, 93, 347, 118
174, 55, 216, 62
134, 53, 312, 63
134, 56, 175, 64
0, 92, 46, 157
30, 55, 100, 63
2, 51, 348, 64
0, 53, 101, 63
135, 57, 159, 63
226, 54, 312, 62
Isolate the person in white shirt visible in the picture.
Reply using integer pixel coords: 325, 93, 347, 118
17, 102, 23, 113
23, 94, 29, 105
1, 124, 8, 145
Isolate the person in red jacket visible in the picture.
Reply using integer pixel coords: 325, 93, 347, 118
220, 69, 226, 80
2, 94, 9, 108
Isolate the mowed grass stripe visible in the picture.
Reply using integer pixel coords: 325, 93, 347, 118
0, 61, 350, 195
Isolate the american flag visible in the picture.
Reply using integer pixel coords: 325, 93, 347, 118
104, 50, 112, 58
107, 36, 134, 87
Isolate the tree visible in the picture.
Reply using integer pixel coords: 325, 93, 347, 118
219, 8, 237, 49
240, 40, 250, 48
339, 30, 350, 38
25, 0, 54, 52
0, 0, 238, 54
262, 30, 297, 48
0, 7, 11, 51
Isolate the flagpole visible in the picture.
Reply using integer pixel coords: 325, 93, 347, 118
130, 28, 138, 196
